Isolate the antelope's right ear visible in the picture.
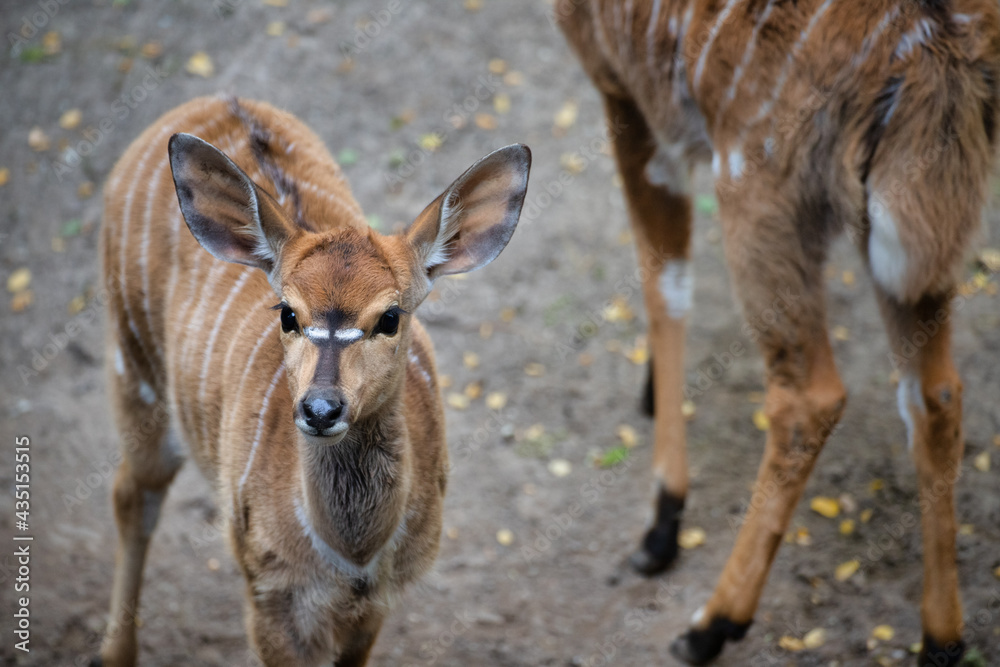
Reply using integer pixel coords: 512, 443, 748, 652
168, 133, 298, 275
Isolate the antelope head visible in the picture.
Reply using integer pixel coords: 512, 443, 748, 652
168, 133, 530, 444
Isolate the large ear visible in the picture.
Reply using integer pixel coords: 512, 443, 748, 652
168, 133, 298, 275
406, 144, 530, 281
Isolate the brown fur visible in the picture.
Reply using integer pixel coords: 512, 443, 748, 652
558, 0, 999, 662
97, 96, 529, 666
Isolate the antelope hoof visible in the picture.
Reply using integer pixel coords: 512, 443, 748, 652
669, 618, 750, 666
918, 635, 965, 667
629, 488, 684, 576
628, 529, 678, 576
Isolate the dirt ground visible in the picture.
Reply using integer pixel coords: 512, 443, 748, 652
1, 1, 999, 666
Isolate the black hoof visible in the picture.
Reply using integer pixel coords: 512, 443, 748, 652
641, 358, 655, 417
669, 618, 750, 666
918, 635, 965, 667
88, 656, 103, 667
629, 487, 683, 577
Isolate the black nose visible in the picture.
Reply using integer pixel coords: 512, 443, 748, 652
301, 390, 345, 432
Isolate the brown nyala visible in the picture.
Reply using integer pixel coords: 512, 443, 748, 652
557, 0, 999, 664
97, 96, 530, 666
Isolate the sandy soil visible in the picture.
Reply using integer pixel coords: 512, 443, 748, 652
1, 1, 998, 666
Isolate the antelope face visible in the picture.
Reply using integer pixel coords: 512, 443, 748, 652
168, 132, 530, 445
274, 228, 416, 442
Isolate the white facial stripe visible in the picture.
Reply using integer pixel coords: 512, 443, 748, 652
304, 326, 330, 342
334, 328, 364, 343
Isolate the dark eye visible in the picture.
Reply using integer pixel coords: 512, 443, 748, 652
375, 309, 400, 337
280, 306, 299, 334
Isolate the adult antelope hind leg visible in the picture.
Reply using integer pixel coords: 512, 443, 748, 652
602, 93, 695, 576
878, 290, 966, 667
670, 196, 846, 665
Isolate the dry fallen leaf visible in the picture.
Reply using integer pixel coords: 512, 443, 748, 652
869, 478, 884, 493
488, 58, 506, 74
678, 527, 706, 549
778, 635, 805, 653
752, 408, 770, 431
603, 295, 634, 322
266, 21, 285, 36
560, 152, 586, 174
464, 0, 483, 10
263, 0, 288, 6
141, 41, 163, 58
67, 294, 86, 315
832, 325, 850, 341
493, 93, 511, 115
7, 268, 31, 293
28, 127, 50, 151
994, 565, 1000, 580
479, 322, 493, 339
11, 290, 33, 312
974, 451, 990, 472
503, 71, 524, 86
810, 496, 841, 518
524, 362, 545, 377
446, 526, 459, 540
59, 109, 82, 130
463, 351, 480, 369
794, 526, 812, 546
42, 31, 61, 55
500, 307, 516, 322
485, 392, 507, 410
0, 168, 8, 187
803, 628, 826, 649
446, 393, 469, 410
496, 529, 514, 546
835, 559, 860, 581
778, 636, 805, 652
871, 625, 894, 642
959, 524, 975, 536
439, 374, 452, 389
860, 508, 874, 523
186, 51, 215, 77
306, 8, 334, 24
681, 400, 696, 419
625, 341, 649, 365
77, 181, 94, 199
418, 133, 443, 152
207, 558, 220, 571
548, 458, 572, 477
841, 270, 856, 286
554, 101, 578, 129
617, 424, 638, 448
840, 519, 855, 536
474, 113, 497, 130
463, 381, 482, 400
51, 237, 66, 253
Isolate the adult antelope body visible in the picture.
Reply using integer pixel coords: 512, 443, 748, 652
558, 0, 999, 664
97, 96, 530, 666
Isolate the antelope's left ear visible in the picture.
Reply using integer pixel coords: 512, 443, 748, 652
406, 144, 531, 282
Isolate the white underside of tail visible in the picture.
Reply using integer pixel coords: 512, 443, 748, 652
867, 198, 910, 298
